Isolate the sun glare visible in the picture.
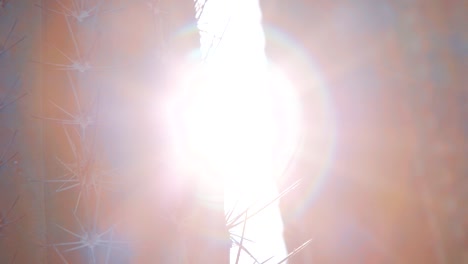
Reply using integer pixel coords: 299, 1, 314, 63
174, 62, 301, 194
164, 56, 301, 263
162, 0, 303, 262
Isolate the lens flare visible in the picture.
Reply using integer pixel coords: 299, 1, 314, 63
163, 61, 302, 204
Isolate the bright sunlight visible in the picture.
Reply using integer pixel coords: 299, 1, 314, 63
163, 0, 302, 262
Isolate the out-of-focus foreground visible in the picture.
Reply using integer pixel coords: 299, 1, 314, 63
260, 1, 467, 263
0, 0, 466, 263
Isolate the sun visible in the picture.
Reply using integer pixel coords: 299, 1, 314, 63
163, 60, 302, 206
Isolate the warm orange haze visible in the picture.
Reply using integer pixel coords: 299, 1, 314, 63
0, 0, 466, 263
